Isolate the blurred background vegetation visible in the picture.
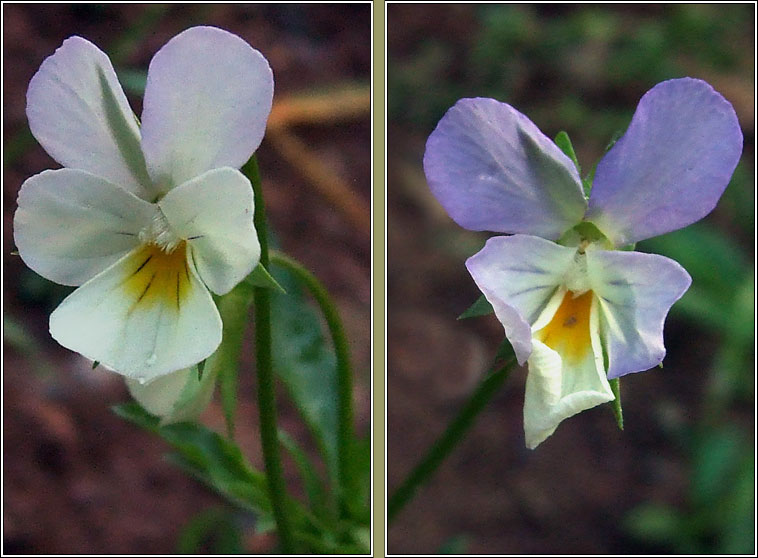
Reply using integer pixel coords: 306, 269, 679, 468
388, 4, 753, 554
4, 4, 370, 553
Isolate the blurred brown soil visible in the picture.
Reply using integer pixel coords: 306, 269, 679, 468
3, 4, 370, 554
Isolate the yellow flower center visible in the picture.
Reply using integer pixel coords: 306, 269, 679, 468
536, 290, 593, 364
123, 242, 192, 311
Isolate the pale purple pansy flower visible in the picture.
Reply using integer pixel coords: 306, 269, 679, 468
424, 78, 742, 448
14, 26, 274, 411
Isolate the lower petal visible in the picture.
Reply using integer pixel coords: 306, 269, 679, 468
159, 168, 260, 295
50, 243, 222, 382
523, 289, 614, 449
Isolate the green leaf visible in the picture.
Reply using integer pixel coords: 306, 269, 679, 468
457, 294, 494, 320
270, 268, 340, 486
690, 425, 743, 507
113, 402, 272, 517
718, 452, 755, 554
609, 378, 623, 430
115, 68, 148, 96
245, 263, 287, 293
624, 503, 683, 543
176, 507, 243, 554
494, 337, 516, 364
211, 282, 255, 438
438, 535, 469, 554
554, 130, 581, 174
343, 436, 371, 523
639, 223, 750, 340
279, 430, 331, 518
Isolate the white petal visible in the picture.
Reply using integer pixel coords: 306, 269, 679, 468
140, 26, 274, 191
26, 36, 152, 198
465, 235, 579, 364
50, 243, 222, 382
524, 291, 614, 449
14, 168, 155, 286
125, 363, 217, 425
159, 168, 260, 295
586, 249, 691, 379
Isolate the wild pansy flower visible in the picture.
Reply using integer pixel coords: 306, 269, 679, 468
424, 78, 742, 448
14, 27, 274, 391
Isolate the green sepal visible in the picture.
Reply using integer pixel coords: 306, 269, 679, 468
557, 220, 613, 250
554, 130, 592, 197
609, 377, 623, 430
494, 337, 516, 364
196, 358, 206, 380
211, 282, 255, 439
554, 130, 581, 174
92, 360, 100, 370
159, 363, 219, 425
245, 262, 287, 293
457, 294, 494, 320
583, 128, 624, 198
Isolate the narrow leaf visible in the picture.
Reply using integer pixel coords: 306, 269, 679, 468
279, 430, 330, 517
270, 268, 339, 486
113, 402, 270, 514
176, 507, 243, 554
494, 337, 516, 364
343, 436, 371, 523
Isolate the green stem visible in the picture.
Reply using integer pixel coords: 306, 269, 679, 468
269, 250, 355, 517
243, 155, 295, 553
387, 357, 517, 522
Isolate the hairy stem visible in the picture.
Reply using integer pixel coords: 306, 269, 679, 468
388, 357, 517, 522
244, 155, 295, 552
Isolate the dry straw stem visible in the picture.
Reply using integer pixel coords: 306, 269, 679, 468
266, 83, 371, 236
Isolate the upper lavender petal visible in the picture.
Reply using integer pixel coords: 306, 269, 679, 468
424, 98, 587, 240
585, 78, 743, 246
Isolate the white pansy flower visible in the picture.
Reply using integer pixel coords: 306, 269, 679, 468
14, 27, 274, 388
